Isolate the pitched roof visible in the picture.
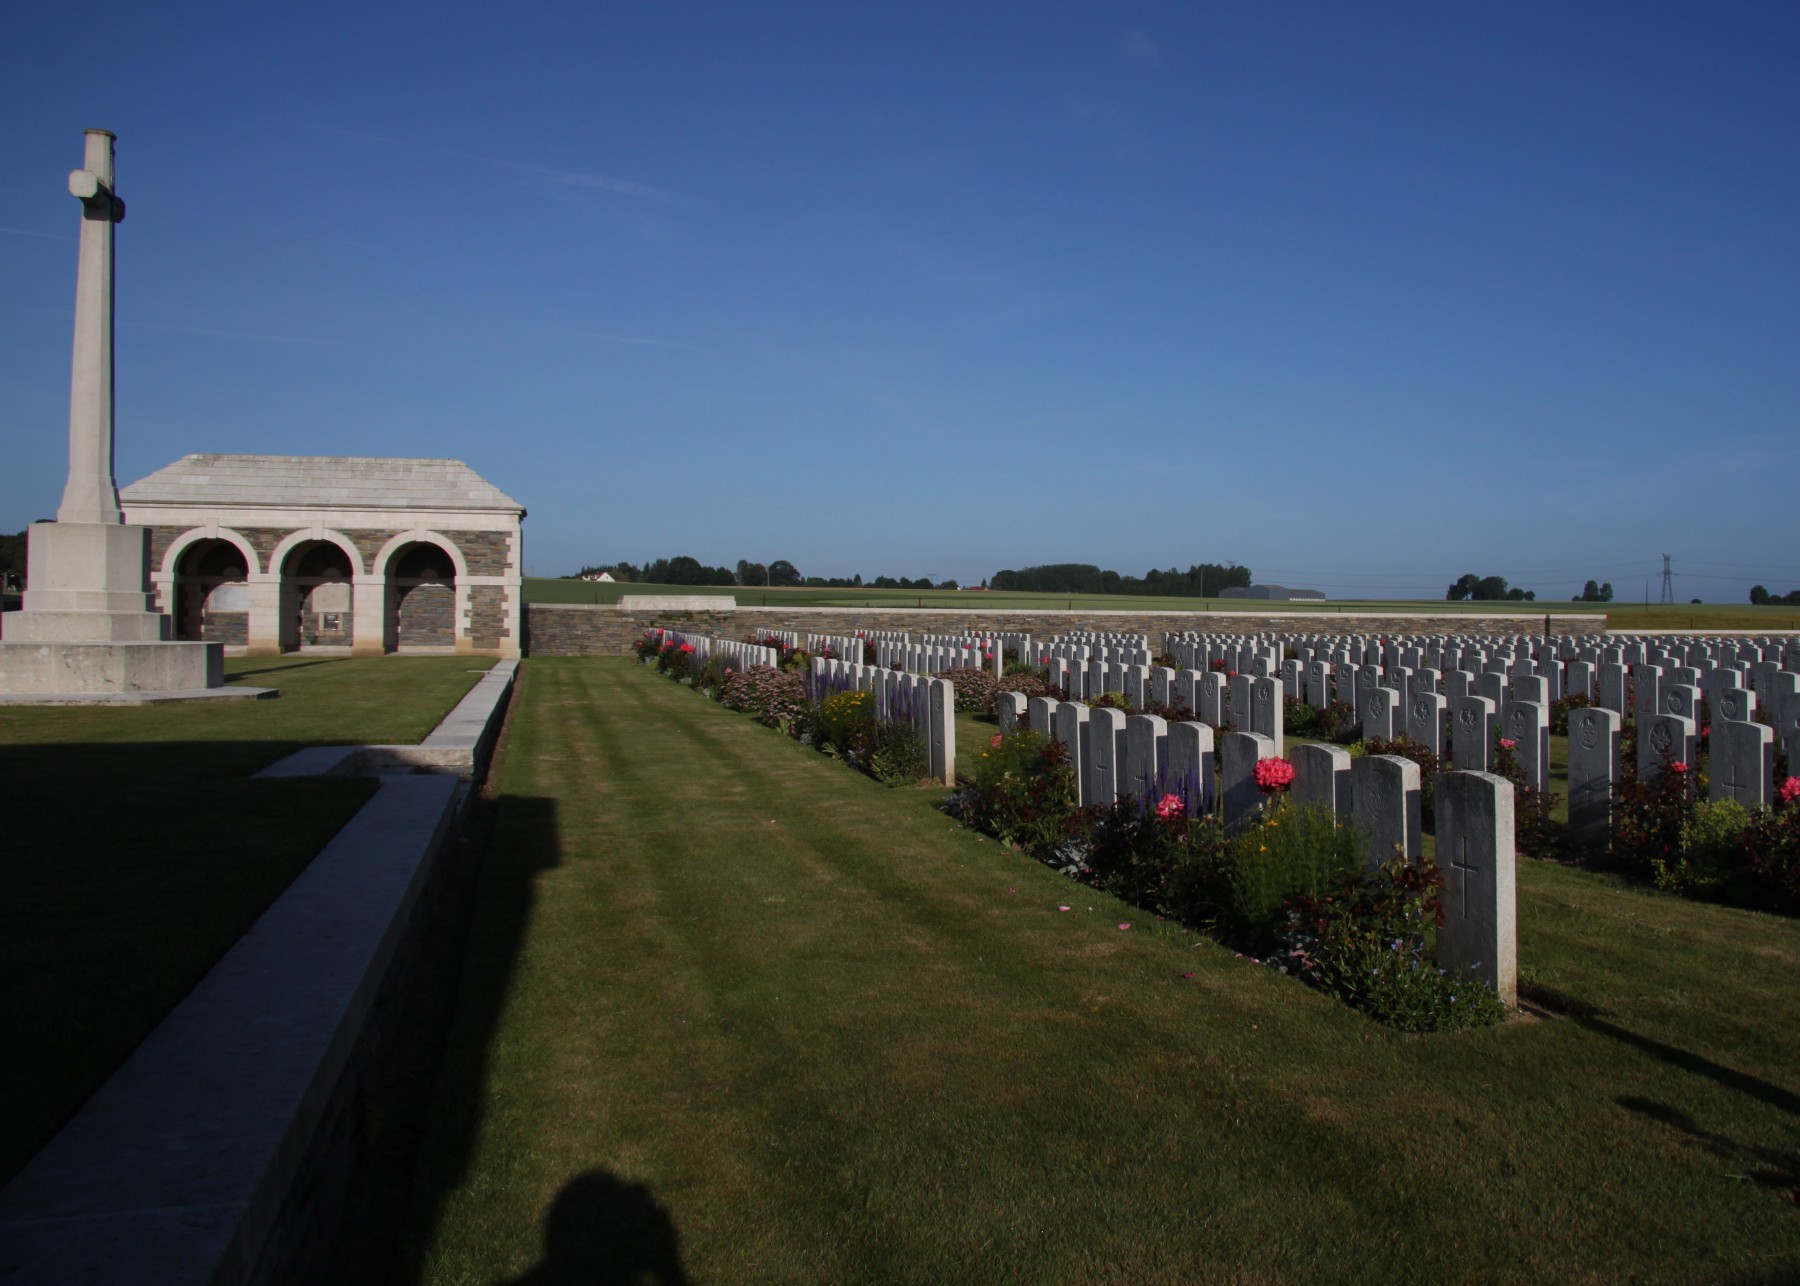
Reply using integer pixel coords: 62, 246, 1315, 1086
121, 454, 524, 514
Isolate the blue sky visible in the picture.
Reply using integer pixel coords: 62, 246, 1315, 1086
3, 2, 1796, 600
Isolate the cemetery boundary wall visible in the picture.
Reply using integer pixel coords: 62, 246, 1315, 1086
524, 604, 1610, 657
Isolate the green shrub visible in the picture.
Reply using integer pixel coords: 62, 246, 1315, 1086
1213, 803, 1366, 952
1658, 797, 1750, 896
964, 728, 1079, 851
1743, 787, 1800, 912
1551, 692, 1591, 736
1083, 799, 1227, 915
1316, 700, 1358, 743
1284, 697, 1320, 738
1281, 853, 1509, 1033
1610, 752, 1696, 879
818, 689, 876, 758
868, 721, 929, 785
655, 640, 695, 680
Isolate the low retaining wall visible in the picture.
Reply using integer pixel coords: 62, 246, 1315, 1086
524, 604, 1607, 657
0, 661, 519, 1284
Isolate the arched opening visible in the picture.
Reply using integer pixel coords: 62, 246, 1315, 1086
387, 540, 458, 650
280, 539, 354, 650
172, 538, 250, 644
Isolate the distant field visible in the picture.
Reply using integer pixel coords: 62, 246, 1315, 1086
522, 579, 1800, 630
523, 579, 1549, 614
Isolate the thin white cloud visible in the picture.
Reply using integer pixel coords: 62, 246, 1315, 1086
0, 226, 69, 240
294, 122, 694, 208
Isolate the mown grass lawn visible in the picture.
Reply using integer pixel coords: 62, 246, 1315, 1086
0, 655, 492, 1183
403, 658, 1800, 1284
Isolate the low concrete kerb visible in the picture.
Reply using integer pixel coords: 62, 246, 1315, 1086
255, 659, 517, 781
0, 659, 520, 1283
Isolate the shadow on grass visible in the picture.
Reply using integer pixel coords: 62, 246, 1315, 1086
501, 1169, 690, 1285
1616, 1096, 1800, 1204
1579, 1015, 1800, 1118
324, 791, 568, 1283
0, 739, 375, 1182
227, 658, 353, 680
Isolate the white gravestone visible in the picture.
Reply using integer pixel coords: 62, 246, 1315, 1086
1291, 742, 1352, 818
1501, 699, 1550, 796
1712, 685, 1754, 723
1436, 770, 1518, 1007
1660, 683, 1701, 724
1710, 719, 1773, 808
1566, 707, 1621, 852
1165, 722, 1215, 814
927, 678, 956, 786
1637, 712, 1697, 782
1123, 714, 1169, 802
1053, 701, 1090, 807
1450, 695, 1496, 771
1406, 691, 1447, 761
1219, 730, 1274, 835
1352, 754, 1421, 866
997, 691, 1027, 733
1360, 685, 1398, 742
1086, 706, 1125, 806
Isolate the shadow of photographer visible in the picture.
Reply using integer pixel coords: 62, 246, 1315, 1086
502, 1168, 690, 1285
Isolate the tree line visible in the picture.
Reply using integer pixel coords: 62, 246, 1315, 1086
570, 558, 959, 590
1750, 585, 1800, 606
987, 562, 1252, 597
1446, 573, 1537, 602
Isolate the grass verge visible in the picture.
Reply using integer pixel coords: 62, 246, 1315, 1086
398, 659, 1800, 1282
0, 655, 492, 1183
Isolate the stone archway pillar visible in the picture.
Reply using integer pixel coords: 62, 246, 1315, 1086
454, 580, 473, 654
246, 575, 282, 655
149, 569, 175, 617
352, 576, 386, 656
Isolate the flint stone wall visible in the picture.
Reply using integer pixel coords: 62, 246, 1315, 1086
523, 605, 1605, 658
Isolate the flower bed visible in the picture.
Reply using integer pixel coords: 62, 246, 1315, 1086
637, 629, 937, 789
943, 727, 1505, 1033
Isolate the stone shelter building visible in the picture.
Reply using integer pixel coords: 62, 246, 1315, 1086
119, 455, 525, 657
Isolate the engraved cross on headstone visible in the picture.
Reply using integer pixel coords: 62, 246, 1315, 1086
1451, 837, 1478, 920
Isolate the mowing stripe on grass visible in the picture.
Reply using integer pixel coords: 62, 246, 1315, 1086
403, 659, 1800, 1284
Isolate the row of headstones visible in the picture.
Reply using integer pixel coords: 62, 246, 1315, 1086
803, 655, 958, 785
994, 692, 1516, 1004
1339, 657, 1797, 822
650, 631, 957, 785
1149, 628, 1800, 778
1033, 659, 1287, 749
755, 629, 869, 662
873, 637, 990, 677
1165, 632, 1800, 707
658, 631, 780, 673
1038, 633, 1156, 669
